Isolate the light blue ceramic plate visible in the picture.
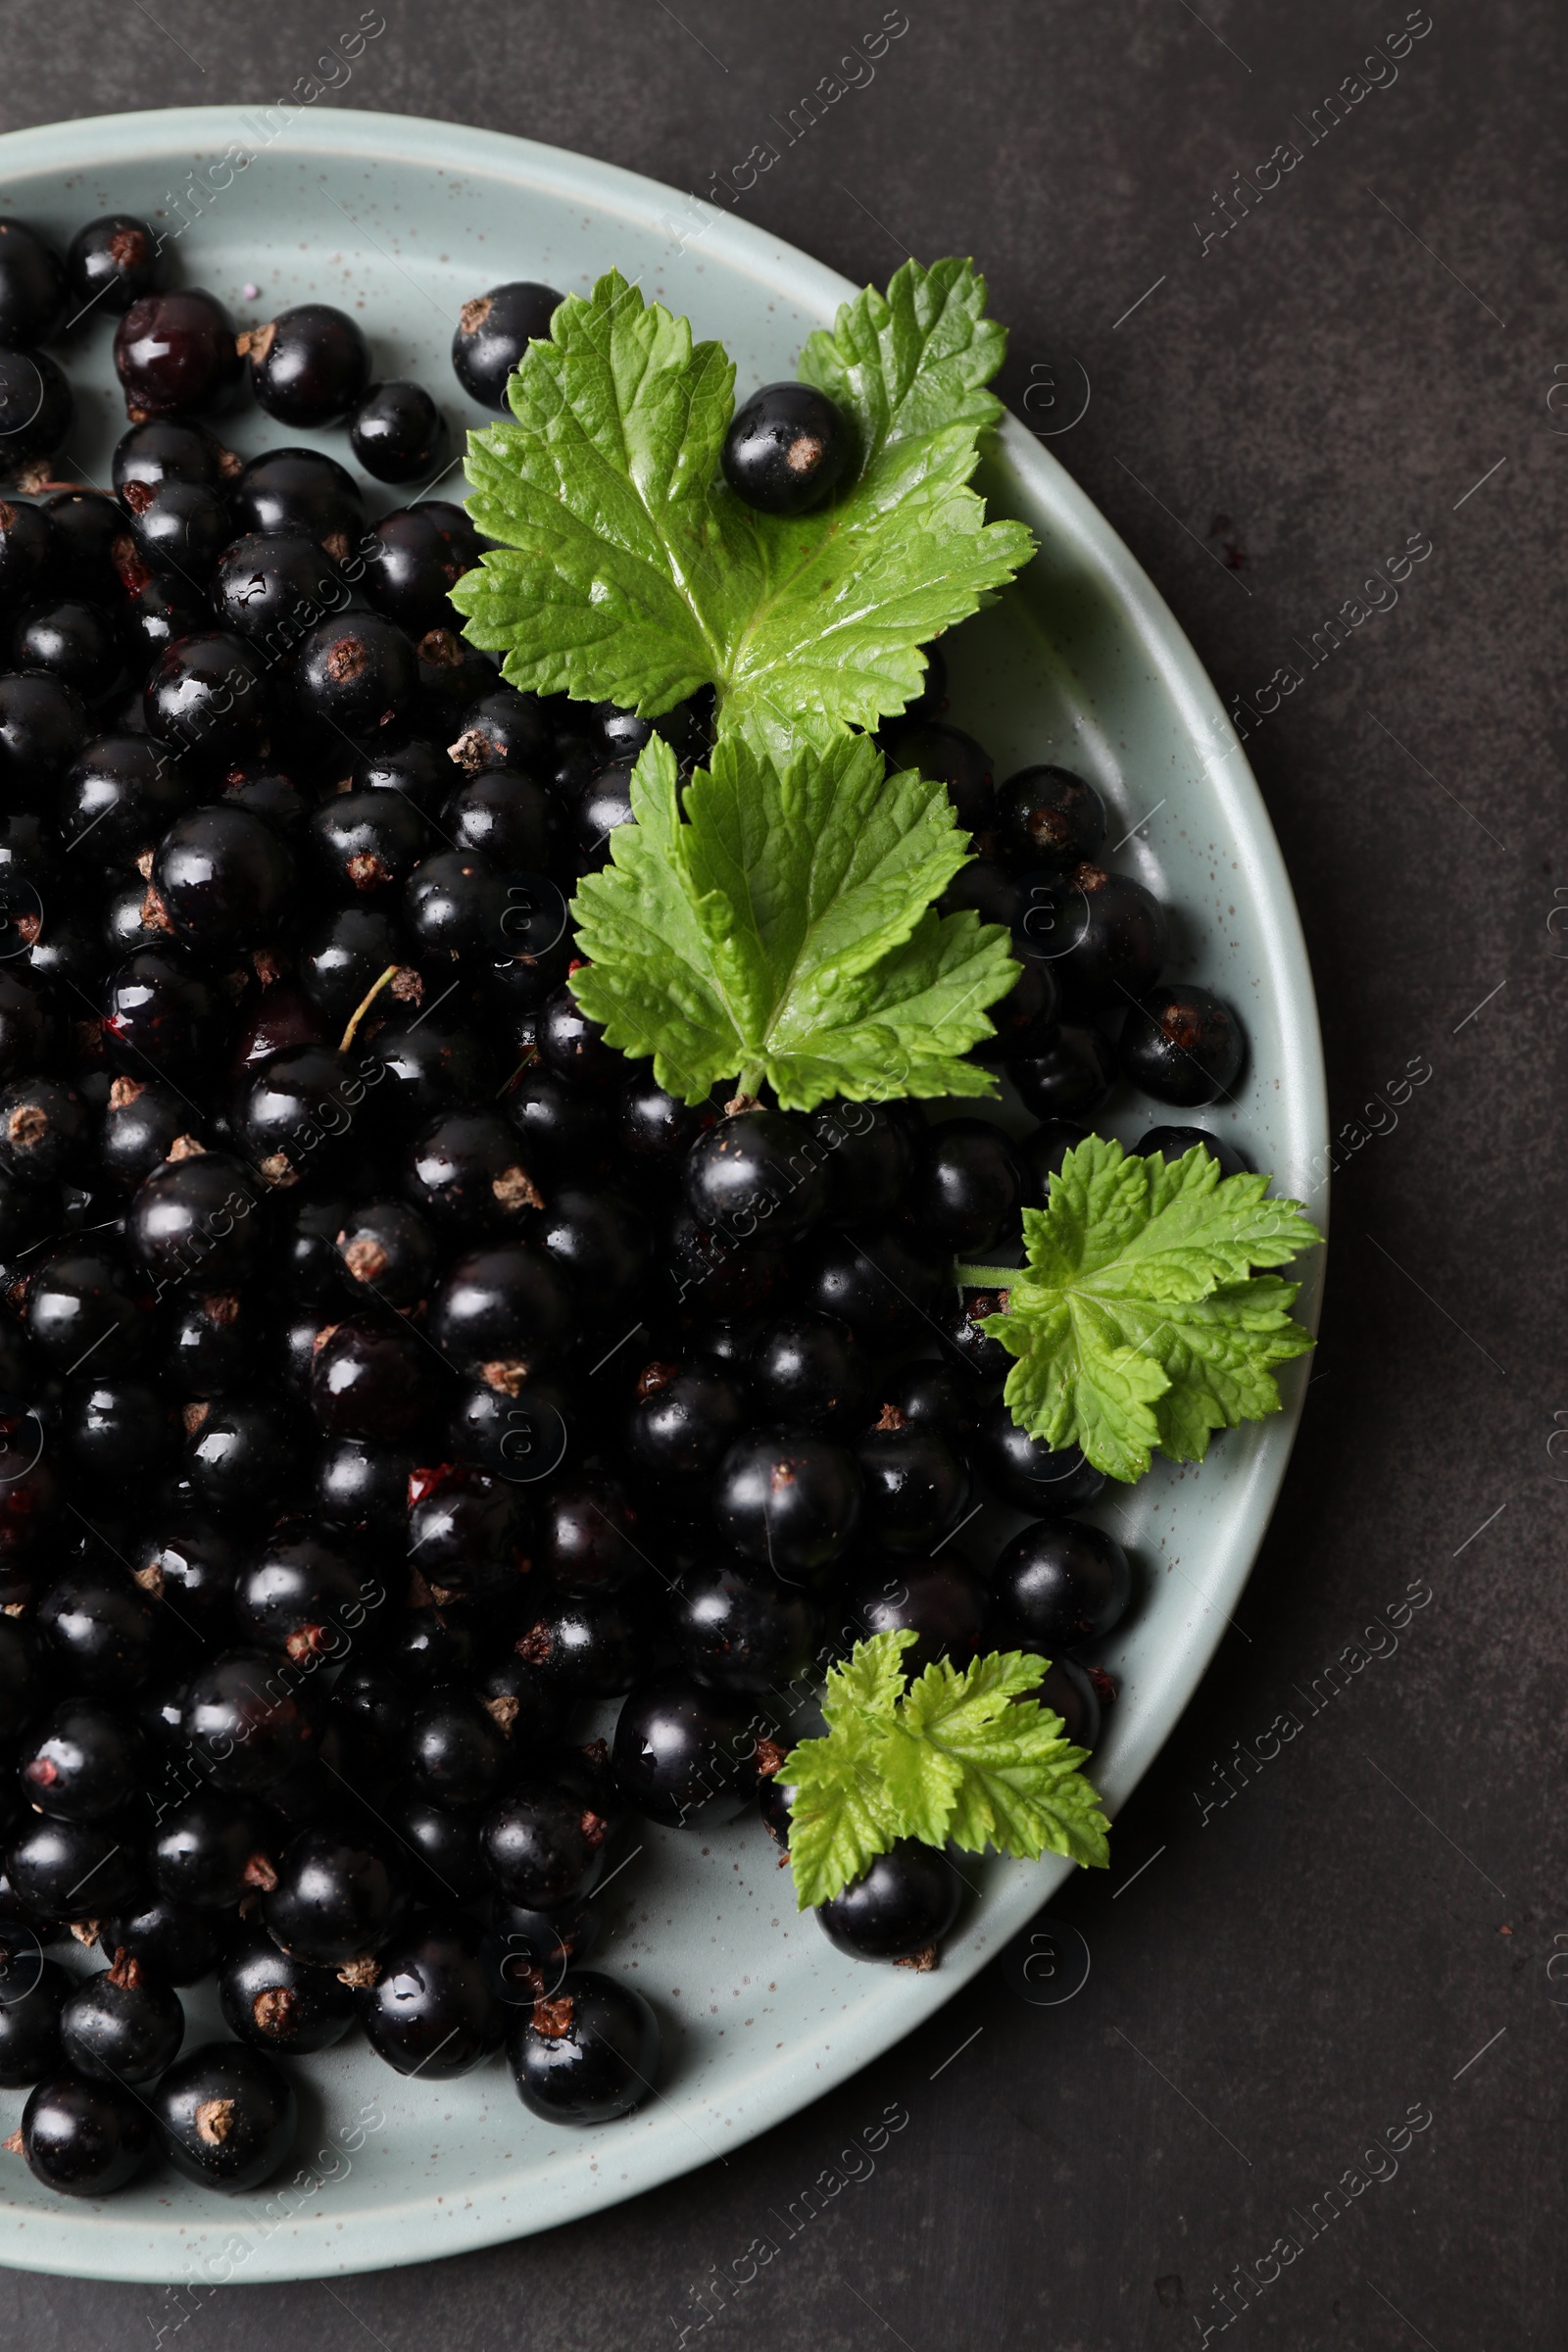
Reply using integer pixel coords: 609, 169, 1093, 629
0, 108, 1327, 2283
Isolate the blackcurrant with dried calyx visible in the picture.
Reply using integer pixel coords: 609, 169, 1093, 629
991, 1517, 1133, 1651
7, 1814, 144, 1921
153, 1791, 277, 1912
405, 848, 511, 963
840, 1552, 991, 1679
406, 1110, 544, 1237
160, 1281, 264, 1397
152, 2040, 298, 2191
446, 683, 550, 777
448, 1373, 573, 1488
748, 1310, 870, 1434
243, 303, 370, 426
670, 1551, 820, 1695
20, 1700, 143, 1821
211, 529, 346, 650
417, 629, 498, 736
128, 1513, 240, 1644
310, 1314, 438, 1443
481, 1771, 612, 1908
307, 788, 428, 900
405, 1461, 532, 1607
37, 1564, 157, 1693
713, 1429, 862, 1579
291, 612, 418, 743
181, 1650, 318, 1794
17, 2070, 153, 2196
535, 983, 618, 1090
995, 763, 1107, 873
219, 1927, 355, 2055
121, 473, 231, 582
815, 1838, 960, 1965
13, 599, 126, 705
855, 1405, 969, 1555
882, 718, 996, 837
221, 762, 303, 845
939, 1287, 1013, 1383
1119, 982, 1245, 1106
234, 1520, 377, 1664
612, 1669, 767, 1829
118, 567, 213, 661
1013, 1117, 1090, 1203
619, 1068, 718, 1171
363, 501, 484, 634
144, 634, 274, 766
906, 1117, 1020, 1255
405, 1686, 511, 1809
1135, 1124, 1249, 1179
452, 280, 563, 409
114, 287, 243, 419
1040, 861, 1169, 1012
973, 1395, 1106, 1512
443, 768, 552, 875
508, 1969, 661, 2125
24, 1244, 153, 1375
230, 445, 365, 559
873, 1360, 982, 1447
99, 1895, 221, 1986
505, 1064, 614, 1179
59, 1946, 182, 2085
66, 215, 163, 316
315, 1435, 415, 1542
1010, 1026, 1117, 1120
803, 1223, 948, 1355
356, 1911, 506, 2078
483, 1893, 602, 2004
625, 1358, 745, 1492
0, 1072, 88, 1187
0, 220, 66, 347
683, 1106, 829, 1247
334, 1197, 437, 1311
127, 1150, 266, 1290
351, 378, 448, 482
59, 732, 192, 871
0, 349, 73, 476
102, 948, 225, 1085
298, 905, 413, 1030
722, 380, 852, 515
263, 1822, 408, 1969
240, 1046, 368, 1190
112, 417, 234, 497
512, 1590, 652, 1701
0, 1945, 67, 2087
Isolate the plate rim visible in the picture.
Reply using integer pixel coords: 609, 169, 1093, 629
0, 103, 1329, 2282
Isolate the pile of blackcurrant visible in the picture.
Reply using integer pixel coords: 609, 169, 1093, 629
0, 224, 1243, 2204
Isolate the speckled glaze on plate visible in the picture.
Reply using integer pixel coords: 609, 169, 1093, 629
0, 106, 1327, 2282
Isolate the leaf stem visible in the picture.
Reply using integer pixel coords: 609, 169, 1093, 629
954, 1262, 1021, 1290
338, 965, 400, 1054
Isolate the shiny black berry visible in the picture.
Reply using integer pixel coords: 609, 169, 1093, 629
263, 1823, 407, 1969
356, 1912, 505, 2078
351, 378, 448, 482
230, 446, 365, 559
508, 1970, 661, 2124
612, 1670, 765, 1829
816, 1838, 960, 1964
181, 1653, 318, 1796
973, 1396, 1106, 1512
1119, 983, 1245, 1106
363, 501, 483, 634
683, 1107, 828, 1247
995, 764, 1106, 872
452, 281, 563, 410
0, 220, 65, 346
152, 2040, 298, 2190
1010, 1027, 1117, 1121
20, 1700, 143, 1821
839, 1552, 991, 1679
114, 288, 242, 419
0, 1943, 67, 2086
721, 381, 852, 515
59, 1947, 182, 2084
19, 2070, 153, 2196
855, 1405, 969, 1554
219, 1927, 355, 2056
66, 216, 163, 316
245, 303, 369, 425
0, 351, 73, 476
144, 636, 274, 766
991, 1517, 1133, 1651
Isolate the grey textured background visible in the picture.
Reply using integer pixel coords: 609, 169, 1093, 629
0, 2, 1555, 2345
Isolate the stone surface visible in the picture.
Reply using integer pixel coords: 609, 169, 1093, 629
0, 3, 1552, 2344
